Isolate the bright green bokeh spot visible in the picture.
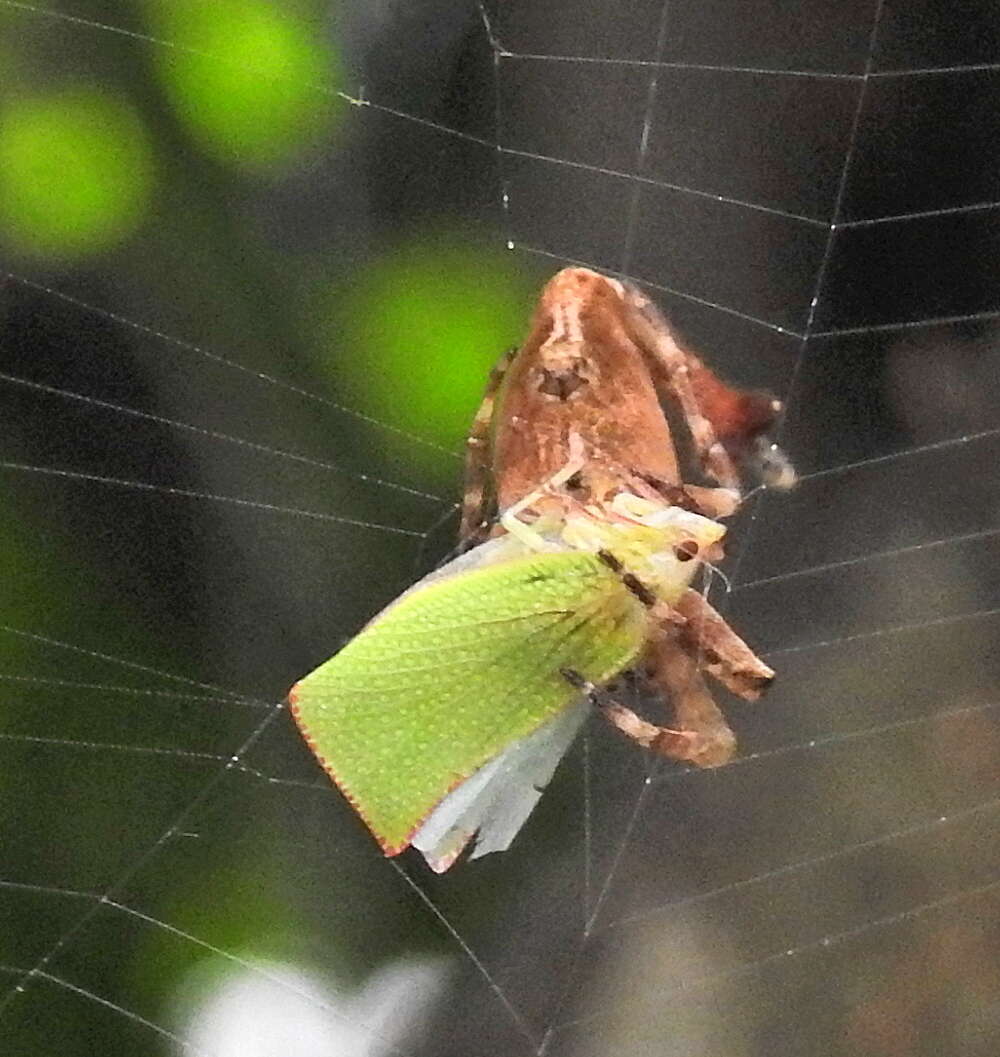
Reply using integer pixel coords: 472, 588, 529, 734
333, 244, 534, 473
149, 0, 338, 167
0, 90, 153, 258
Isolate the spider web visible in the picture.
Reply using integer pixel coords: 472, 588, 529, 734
3, 1, 1000, 1055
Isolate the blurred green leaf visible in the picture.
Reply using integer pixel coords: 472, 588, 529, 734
148, 0, 340, 168
0, 88, 154, 258
329, 241, 535, 477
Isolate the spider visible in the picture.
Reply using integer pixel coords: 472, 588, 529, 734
457, 267, 792, 761
289, 267, 794, 870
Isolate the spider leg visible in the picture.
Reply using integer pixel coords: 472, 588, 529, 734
641, 634, 738, 768
682, 349, 797, 490
560, 667, 712, 764
459, 346, 518, 543
620, 284, 742, 491
617, 590, 773, 769
675, 588, 774, 699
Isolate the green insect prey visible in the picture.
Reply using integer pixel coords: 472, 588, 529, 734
290, 549, 648, 857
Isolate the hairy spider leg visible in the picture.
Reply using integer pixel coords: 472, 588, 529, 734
619, 283, 743, 491
460, 345, 518, 542
560, 666, 709, 763
623, 584, 774, 770
579, 548, 773, 769
638, 635, 738, 767
674, 588, 774, 699
621, 282, 795, 492
576, 549, 739, 768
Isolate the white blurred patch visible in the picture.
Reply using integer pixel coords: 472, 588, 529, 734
175, 956, 449, 1057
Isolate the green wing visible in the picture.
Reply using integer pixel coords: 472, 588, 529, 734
289, 550, 647, 855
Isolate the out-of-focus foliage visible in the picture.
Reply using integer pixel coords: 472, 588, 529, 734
0, 89, 154, 258
131, 861, 303, 1010
146, 0, 340, 168
0, 3, 504, 1054
330, 242, 535, 475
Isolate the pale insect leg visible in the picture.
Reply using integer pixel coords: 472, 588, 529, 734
618, 468, 741, 520
497, 434, 588, 552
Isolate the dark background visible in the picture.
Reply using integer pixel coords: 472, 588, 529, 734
2, 2, 999, 1055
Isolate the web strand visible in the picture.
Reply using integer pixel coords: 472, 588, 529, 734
601, 789, 1000, 936
1, 272, 461, 462
618, 1, 674, 274
0, 623, 258, 700
551, 873, 1000, 1037
0, 370, 448, 504
0, 702, 286, 1014
504, 145, 831, 228
387, 861, 541, 1055
0, 461, 426, 536
0, 673, 265, 707
514, 243, 804, 336
727, 0, 886, 590
764, 602, 1000, 660
734, 524, 1000, 593
0, 881, 417, 1057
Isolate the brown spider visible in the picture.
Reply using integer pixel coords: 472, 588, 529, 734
458, 266, 794, 769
